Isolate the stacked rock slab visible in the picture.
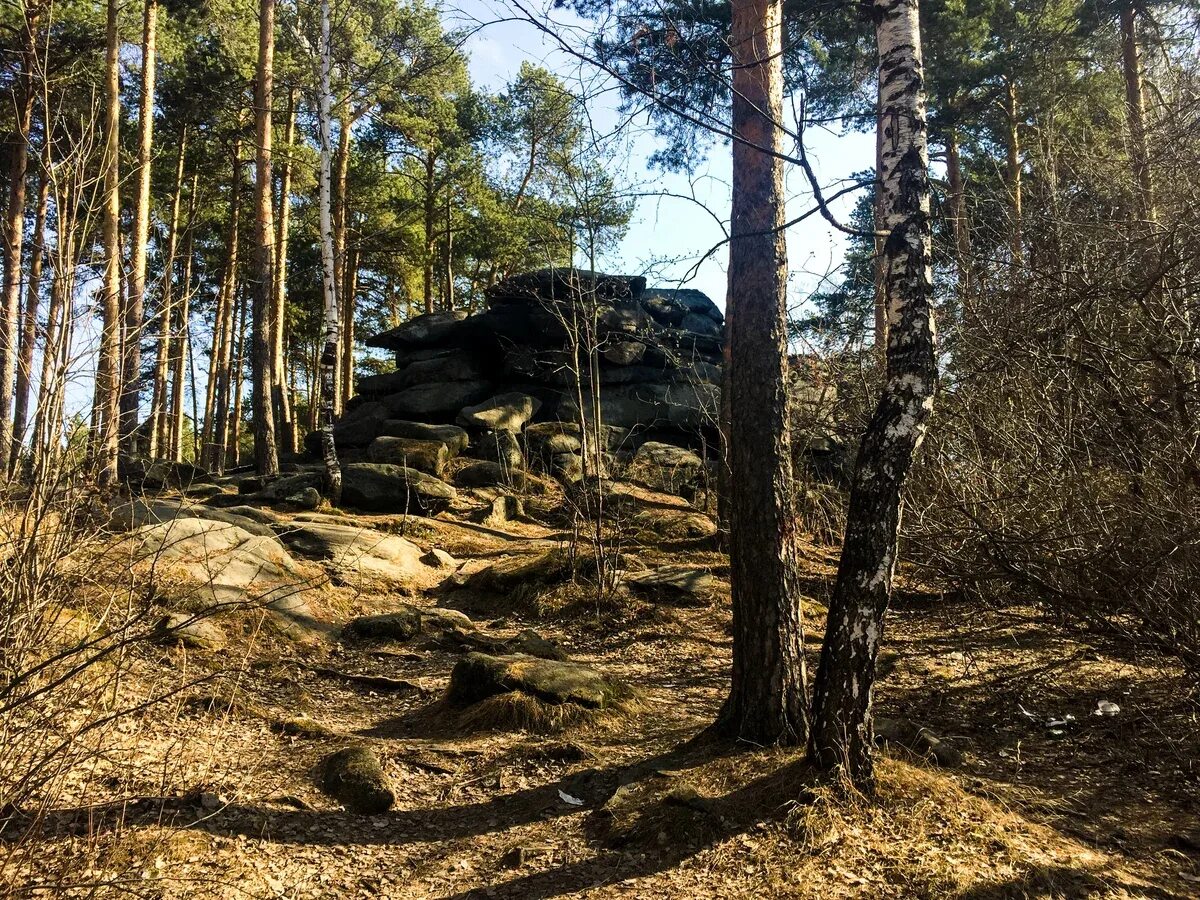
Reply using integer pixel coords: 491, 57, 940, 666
321, 270, 724, 477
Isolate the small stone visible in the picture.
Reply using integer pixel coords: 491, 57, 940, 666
421, 548, 456, 569
458, 393, 541, 432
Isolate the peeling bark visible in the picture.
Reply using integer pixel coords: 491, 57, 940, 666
809, 0, 937, 787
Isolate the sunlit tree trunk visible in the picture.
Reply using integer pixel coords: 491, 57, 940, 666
1004, 78, 1022, 262
227, 288, 247, 466
340, 241, 357, 408
119, 0, 158, 457
149, 128, 187, 458
90, 0, 122, 485
12, 152, 49, 468
1, 2, 40, 477
273, 87, 297, 454
33, 170, 76, 472
250, 0, 279, 476
423, 151, 436, 314
1120, 2, 1156, 223
203, 143, 242, 472
715, 0, 807, 746
169, 176, 198, 462
945, 126, 971, 295
318, 0, 342, 502
809, 0, 937, 788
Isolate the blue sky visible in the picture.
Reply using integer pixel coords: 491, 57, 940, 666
445, 0, 876, 314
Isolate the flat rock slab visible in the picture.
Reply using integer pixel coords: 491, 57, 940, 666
156, 613, 226, 650
458, 393, 541, 432
366, 436, 449, 476
126, 517, 316, 611
378, 420, 469, 455
276, 521, 444, 590
345, 605, 473, 641
626, 566, 715, 602
446, 652, 626, 709
340, 463, 456, 515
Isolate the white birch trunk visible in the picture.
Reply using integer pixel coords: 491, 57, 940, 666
318, 0, 341, 502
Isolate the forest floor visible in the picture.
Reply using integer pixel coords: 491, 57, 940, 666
9, 481, 1200, 899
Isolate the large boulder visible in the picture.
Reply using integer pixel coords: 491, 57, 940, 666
332, 401, 389, 448
366, 310, 467, 351
381, 381, 494, 420
126, 518, 313, 609
524, 422, 582, 460
458, 392, 541, 432
628, 441, 705, 496
340, 463, 456, 514
378, 420, 468, 455
454, 461, 513, 489
366, 436, 449, 476
275, 520, 445, 589
472, 430, 524, 470
357, 350, 483, 396
445, 653, 626, 709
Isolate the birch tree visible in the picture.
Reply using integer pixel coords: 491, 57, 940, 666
808, 0, 937, 787
317, 0, 341, 502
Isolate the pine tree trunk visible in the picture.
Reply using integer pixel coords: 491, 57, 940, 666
945, 127, 971, 294
318, 0, 342, 503
227, 287, 247, 466
250, 0, 279, 476
169, 178, 198, 462
90, 0, 123, 485
1, 2, 40, 477
273, 87, 296, 454
1004, 79, 1022, 262
715, 0, 807, 746
809, 0, 937, 788
423, 152, 436, 314
119, 0, 158, 456
339, 242, 357, 408
203, 144, 242, 472
12, 152, 49, 468
33, 171, 76, 472
149, 128, 187, 459
1120, 3, 1156, 223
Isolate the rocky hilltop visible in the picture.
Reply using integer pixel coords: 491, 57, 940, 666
308, 269, 724, 494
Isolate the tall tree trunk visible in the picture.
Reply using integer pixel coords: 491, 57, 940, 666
1004, 79, 1022, 262
318, 0, 342, 503
169, 177, 198, 462
149, 128, 187, 458
442, 191, 454, 309
203, 143, 242, 472
90, 0, 122, 485
809, 0, 937, 788
227, 286, 247, 466
715, 0, 807, 746
945, 126, 971, 294
119, 0, 158, 456
273, 87, 296, 454
339, 241, 357, 409
12, 151, 49, 468
250, 0, 279, 476
332, 108, 351, 415
1120, 2, 1156, 222
1, 2, 40, 477
33, 169, 77, 472
423, 151, 436, 314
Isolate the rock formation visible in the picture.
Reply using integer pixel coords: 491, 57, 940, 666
314, 269, 725, 493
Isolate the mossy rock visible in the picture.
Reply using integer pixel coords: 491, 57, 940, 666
320, 746, 395, 814
446, 652, 626, 710
345, 605, 474, 643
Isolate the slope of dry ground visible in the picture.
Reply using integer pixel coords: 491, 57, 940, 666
6, 484, 1199, 900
